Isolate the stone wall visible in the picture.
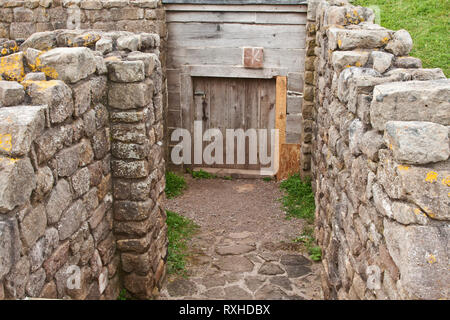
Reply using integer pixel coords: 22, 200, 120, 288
302, 0, 449, 299
0, 29, 167, 300
0, 0, 170, 164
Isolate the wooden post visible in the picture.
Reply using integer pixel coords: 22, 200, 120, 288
275, 76, 287, 180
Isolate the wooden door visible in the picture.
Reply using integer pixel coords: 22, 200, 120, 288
192, 77, 276, 170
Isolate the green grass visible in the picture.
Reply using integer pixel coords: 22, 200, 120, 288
165, 171, 187, 199
293, 226, 322, 262
263, 177, 272, 182
279, 174, 315, 223
166, 210, 199, 276
280, 174, 321, 261
352, 0, 449, 77
187, 168, 217, 179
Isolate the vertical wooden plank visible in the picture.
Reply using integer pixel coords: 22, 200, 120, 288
278, 143, 300, 181
180, 73, 194, 167
275, 76, 287, 180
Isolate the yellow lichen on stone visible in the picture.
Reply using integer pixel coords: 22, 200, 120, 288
397, 165, 410, 171
425, 171, 438, 183
0, 53, 25, 82
427, 253, 437, 264
382, 37, 390, 44
22, 79, 60, 92
0, 133, 13, 152
413, 208, 427, 217
441, 176, 450, 187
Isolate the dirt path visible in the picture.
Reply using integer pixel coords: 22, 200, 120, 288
159, 175, 323, 300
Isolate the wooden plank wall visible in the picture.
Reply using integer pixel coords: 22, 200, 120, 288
166, 3, 306, 176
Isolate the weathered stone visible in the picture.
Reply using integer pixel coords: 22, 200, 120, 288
71, 167, 91, 198
393, 56, 422, 69
224, 285, 253, 300
384, 121, 449, 164
5, 256, 30, 299
396, 164, 450, 221
0, 105, 46, 156
43, 240, 70, 280
116, 35, 140, 51
370, 51, 394, 74
55, 145, 80, 177
25, 268, 46, 297
371, 79, 450, 131
215, 243, 256, 256
24, 80, 74, 124
72, 80, 91, 117
95, 38, 113, 55
79, 138, 94, 166
258, 262, 284, 275
111, 141, 149, 160
46, 179, 72, 224
91, 128, 110, 159
38, 47, 96, 83
359, 130, 385, 161
126, 51, 156, 76
384, 219, 449, 299
0, 216, 20, 279
214, 256, 254, 272
348, 118, 365, 155
111, 123, 147, 144
108, 60, 145, 83
40, 281, 57, 299
385, 29, 413, 56
20, 204, 47, 248
111, 160, 149, 179
23, 72, 46, 81
123, 272, 154, 298
331, 51, 369, 72
254, 284, 291, 300
33, 166, 54, 202
386, 68, 446, 81
0, 52, 25, 82
108, 79, 153, 109
57, 200, 86, 240
0, 157, 36, 213
328, 27, 392, 51
20, 31, 56, 51
0, 81, 24, 107
29, 227, 58, 272
114, 199, 153, 221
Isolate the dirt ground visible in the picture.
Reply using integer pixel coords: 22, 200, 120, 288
159, 175, 323, 300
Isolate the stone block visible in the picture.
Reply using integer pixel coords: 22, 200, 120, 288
107, 60, 145, 83
0, 81, 24, 107
0, 105, 46, 157
385, 121, 449, 164
384, 219, 449, 299
371, 79, 450, 131
108, 79, 153, 109
0, 157, 36, 213
24, 80, 74, 124
38, 47, 96, 83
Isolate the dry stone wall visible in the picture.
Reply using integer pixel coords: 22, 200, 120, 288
0, 28, 167, 300
302, 0, 449, 299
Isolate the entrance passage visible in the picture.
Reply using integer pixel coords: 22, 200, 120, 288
159, 176, 323, 300
192, 77, 276, 171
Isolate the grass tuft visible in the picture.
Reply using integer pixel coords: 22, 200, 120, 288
188, 168, 217, 179
279, 174, 315, 223
280, 174, 321, 261
165, 171, 187, 199
353, 0, 449, 77
166, 210, 199, 276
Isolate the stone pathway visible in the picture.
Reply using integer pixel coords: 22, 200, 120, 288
159, 176, 323, 300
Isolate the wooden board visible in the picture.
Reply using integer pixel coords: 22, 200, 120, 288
165, 4, 308, 13
275, 76, 287, 180
167, 47, 305, 71
277, 143, 300, 181
167, 23, 306, 49
166, 11, 307, 25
